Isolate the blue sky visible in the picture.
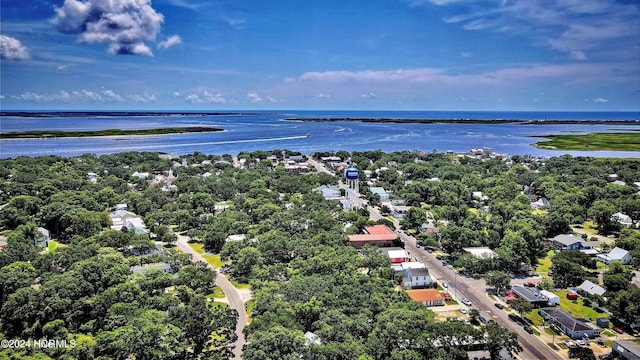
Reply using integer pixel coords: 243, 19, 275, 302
1, 0, 639, 111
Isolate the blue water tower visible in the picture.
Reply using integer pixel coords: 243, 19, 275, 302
345, 167, 359, 180
344, 167, 359, 204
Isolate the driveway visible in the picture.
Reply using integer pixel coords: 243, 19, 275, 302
176, 234, 247, 359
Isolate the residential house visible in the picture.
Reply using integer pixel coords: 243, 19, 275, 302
420, 222, 440, 234
131, 171, 149, 179
392, 205, 411, 220
313, 185, 342, 200
612, 213, 633, 227
405, 289, 445, 307
577, 280, 606, 297
369, 187, 390, 202
531, 197, 550, 209
402, 267, 433, 288
125, 218, 149, 235
0, 236, 7, 251
539, 307, 601, 339
304, 331, 321, 346
598, 247, 632, 265
550, 234, 587, 250
225, 234, 246, 242
110, 210, 137, 231
87, 172, 98, 183
348, 225, 398, 249
462, 247, 497, 259
539, 290, 560, 306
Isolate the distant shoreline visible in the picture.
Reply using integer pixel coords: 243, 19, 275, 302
283, 118, 640, 125
0, 111, 271, 118
0, 127, 224, 139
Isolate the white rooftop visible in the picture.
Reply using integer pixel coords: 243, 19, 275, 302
462, 247, 497, 258
388, 250, 408, 259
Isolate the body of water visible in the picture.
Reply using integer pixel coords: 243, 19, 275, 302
1, 110, 639, 158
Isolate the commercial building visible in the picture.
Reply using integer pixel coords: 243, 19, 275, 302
348, 225, 398, 249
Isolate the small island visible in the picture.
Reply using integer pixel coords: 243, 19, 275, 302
0, 126, 224, 139
532, 132, 640, 151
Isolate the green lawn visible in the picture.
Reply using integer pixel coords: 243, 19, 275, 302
579, 221, 598, 235
556, 290, 609, 321
209, 287, 226, 299
189, 243, 225, 267
46, 240, 66, 254
246, 300, 255, 323
536, 250, 554, 276
231, 281, 252, 290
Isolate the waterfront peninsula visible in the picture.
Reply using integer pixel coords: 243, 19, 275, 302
0, 126, 224, 139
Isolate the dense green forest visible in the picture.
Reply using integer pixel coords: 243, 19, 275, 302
0, 150, 639, 359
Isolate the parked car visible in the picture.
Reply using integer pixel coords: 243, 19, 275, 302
461, 298, 472, 306
614, 326, 624, 334
460, 307, 468, 314
524, 281, 536, 287
480, 316, 488, 324
563, 340, 576, 348
494, 303, 504, 309
577, 340, 588, 347
523, 326, 534, 334
447, 264, 454, 270
442, 282, 448, 288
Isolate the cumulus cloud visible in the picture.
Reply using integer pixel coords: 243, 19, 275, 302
178, 89, 226, 104
570, 50, 587, 61
158, 35, 181, 50
247, 92, 262, 102
593, 97, 608, 103
50, 0, 164, 56
129, 92, 157, 102
315, 93, 331, 99
361, 92, 377, 99
11, 89, 127, 102
0, 35, 30, 60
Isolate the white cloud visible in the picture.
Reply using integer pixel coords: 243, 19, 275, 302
158, 35, 182, 50
0, 35, 30, 60
361, 92, 377, 99
460, 52, 472, 58
220, 16, 247, 29
593, 97, 608, 103
315, 93, 331, 99
431, 1, 640, 61
50, 0, 164, 56
129, 92, 157, 102
570, 50, 587, 61
57, 64, 68, 71
180, 89, 227, 103
297, 63, 621, 90
406, 0, 461, 6
11, 89, 127, 102
247, 92, 262, 102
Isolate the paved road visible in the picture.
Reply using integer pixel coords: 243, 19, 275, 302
176, 234, 247, 359
399, 231, 562, 360
308, 157, 561, 358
